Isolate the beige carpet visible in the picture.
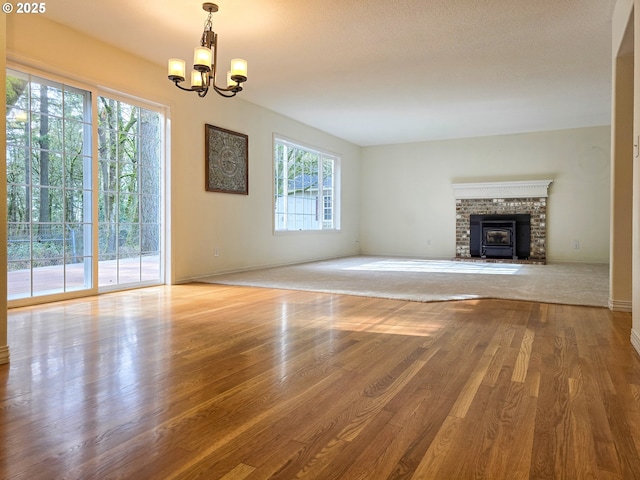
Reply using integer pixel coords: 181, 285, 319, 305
198, 256, 610, 307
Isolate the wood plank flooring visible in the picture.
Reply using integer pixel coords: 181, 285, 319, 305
1, 284, 639, 479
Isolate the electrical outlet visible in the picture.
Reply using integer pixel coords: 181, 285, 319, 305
214, 248, 219, 257
573, 240, 580, 250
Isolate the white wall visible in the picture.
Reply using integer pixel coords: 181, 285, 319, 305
360, 126, 611, 263
5, 15, 361, 285
170, 91, 361, 281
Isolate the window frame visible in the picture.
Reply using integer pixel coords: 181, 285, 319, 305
273, 135, 341, 233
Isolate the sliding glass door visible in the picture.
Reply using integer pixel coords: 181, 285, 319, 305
6, 68, 165, 302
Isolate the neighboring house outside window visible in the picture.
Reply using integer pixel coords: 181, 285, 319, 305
274, 136, 340, 231
323, 194, 333, 225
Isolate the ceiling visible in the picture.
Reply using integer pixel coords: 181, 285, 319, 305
45, 0, 616, 147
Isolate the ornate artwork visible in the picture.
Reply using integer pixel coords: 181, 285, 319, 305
205, 124, 248, 194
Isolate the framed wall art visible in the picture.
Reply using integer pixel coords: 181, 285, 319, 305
205, 124, 249, 194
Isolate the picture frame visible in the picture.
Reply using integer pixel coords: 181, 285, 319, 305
204, 124, 249, 194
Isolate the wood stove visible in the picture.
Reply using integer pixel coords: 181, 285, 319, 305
470, 214, 531, 260
481, 219, 516, 259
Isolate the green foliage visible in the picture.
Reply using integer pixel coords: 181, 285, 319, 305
274, 141, 335, 198
6, 72, 161, 265
6, 75, 27, 109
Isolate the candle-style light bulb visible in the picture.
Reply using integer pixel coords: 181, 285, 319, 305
229, 59, 247, 82
167, 58, 186, 81
193, 47, 212, 72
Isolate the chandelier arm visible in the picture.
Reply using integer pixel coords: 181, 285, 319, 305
173, 79, 209, 96
212, 86, 238, 98
173, 81, 197, 92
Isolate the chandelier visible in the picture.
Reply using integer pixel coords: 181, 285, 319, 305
167, 3, 248, 98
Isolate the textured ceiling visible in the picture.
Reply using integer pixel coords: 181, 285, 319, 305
43, 0, 616, 146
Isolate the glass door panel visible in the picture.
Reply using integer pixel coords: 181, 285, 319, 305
97, 97, 162, 288
6, 70, 93, 299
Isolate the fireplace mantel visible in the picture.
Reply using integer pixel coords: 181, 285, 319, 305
451, 180, 553, 200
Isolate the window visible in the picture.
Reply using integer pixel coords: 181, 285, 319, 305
274, 137, 340, 231
323, 195, 333, 222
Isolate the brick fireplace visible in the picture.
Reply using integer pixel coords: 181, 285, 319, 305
452, 180, 553, 264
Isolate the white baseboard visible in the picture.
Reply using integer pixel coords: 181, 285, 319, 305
631, 330, 640, 357
178, 253, 358, 284
609, 298, 632, 312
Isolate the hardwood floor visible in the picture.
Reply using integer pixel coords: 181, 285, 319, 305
2, 284, 639, 479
